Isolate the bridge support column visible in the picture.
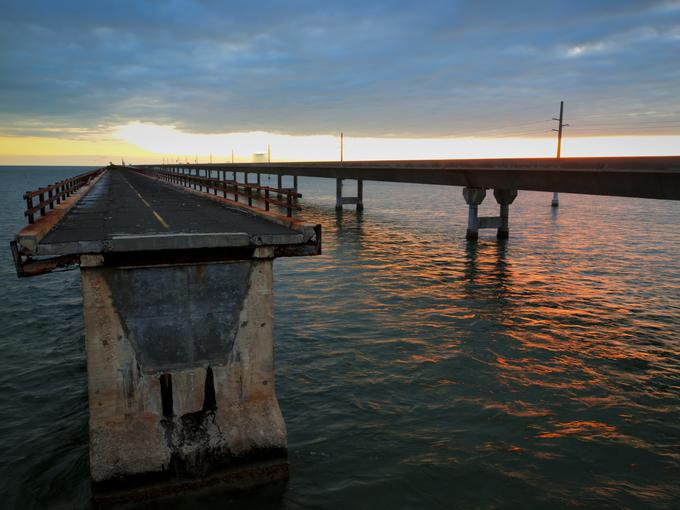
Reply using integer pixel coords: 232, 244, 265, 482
551, 192, 559, 207
80, 252, 287, 503
335, 178, 364, 211
335, 178, 343, 210
462, 187, 486, 240
494, 189, 518, 239
356, 179, 364, 211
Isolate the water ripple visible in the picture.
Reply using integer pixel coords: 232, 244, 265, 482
1, 170, 679, 509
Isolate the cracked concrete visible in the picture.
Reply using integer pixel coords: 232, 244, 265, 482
81, 258, 287, 497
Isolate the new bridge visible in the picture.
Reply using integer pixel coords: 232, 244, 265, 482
138, 155, 680, 239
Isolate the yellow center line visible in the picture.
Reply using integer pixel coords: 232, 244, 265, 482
152, 211, 170, 229
122, 176, 170, 229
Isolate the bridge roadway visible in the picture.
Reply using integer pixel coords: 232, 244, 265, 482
12, 166, 321, 278
23, 167, 309, 258
142, 156, 680, 200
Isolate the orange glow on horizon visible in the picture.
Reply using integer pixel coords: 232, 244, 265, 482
0, 121, 679, 165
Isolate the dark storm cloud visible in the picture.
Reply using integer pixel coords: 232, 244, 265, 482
0, 0, 679, 136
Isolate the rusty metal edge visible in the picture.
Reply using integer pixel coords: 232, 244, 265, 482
12, 251, 80, 278
9, 240, 24, 277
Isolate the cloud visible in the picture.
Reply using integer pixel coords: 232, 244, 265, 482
0, 0, 678, 138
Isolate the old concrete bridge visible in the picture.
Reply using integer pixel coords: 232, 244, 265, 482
10, 156, 680, 504
11, 165, 320, 505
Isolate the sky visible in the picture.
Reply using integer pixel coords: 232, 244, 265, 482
1, 0, 679, 164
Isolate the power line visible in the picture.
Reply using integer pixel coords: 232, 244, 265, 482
451, 119, 552, 136
569, 124, 680, 132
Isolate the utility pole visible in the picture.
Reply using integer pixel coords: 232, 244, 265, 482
210, 152, 212, 164
340, 132, 344, 164
268, 144, 271, 163
231, 149, 234, 164
551, 100, 568, 207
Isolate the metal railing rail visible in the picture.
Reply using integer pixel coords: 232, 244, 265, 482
139, 166, 302, 217
23, 168, 106, 224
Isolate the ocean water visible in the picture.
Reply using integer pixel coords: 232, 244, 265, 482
1, 166, 679, 509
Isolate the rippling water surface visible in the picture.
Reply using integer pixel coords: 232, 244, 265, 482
1, 167, 679, 509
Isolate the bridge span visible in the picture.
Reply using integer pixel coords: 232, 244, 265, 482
138, 155, 680, 239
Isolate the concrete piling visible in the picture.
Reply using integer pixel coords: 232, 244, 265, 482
335, 178, 343, 210
463, 187, 517, 240
462, 187, 486, 240
493, 189, 518, 239
356, 179, 364, 211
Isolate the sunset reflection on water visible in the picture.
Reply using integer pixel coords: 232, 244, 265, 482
274, 178, 680, 508
2, 168, 677, 509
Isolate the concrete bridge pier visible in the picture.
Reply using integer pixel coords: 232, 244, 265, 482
274, 175, 298, 197
80, 250, 288, 504
551, 192, 559, 207
335, 178, 364, 211
463, 187, 518, 239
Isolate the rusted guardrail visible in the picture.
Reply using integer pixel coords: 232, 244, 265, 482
140, 167, 302, 217
23, 168, 105, 224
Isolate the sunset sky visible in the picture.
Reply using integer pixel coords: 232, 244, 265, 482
1, 0, 679, 165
